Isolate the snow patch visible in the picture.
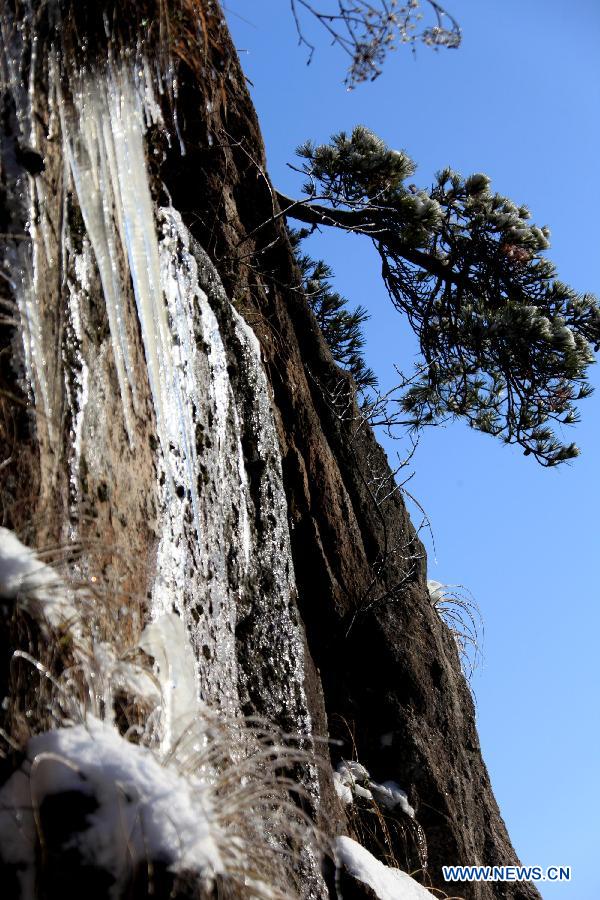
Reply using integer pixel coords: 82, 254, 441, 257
0, 527, 76, 629
427, 580, 445, 603
335, 760, 414, 817
371, 780, 415, 817
0, 717, 223, 899
336, 836, 435, 900
333, 771, 353, 805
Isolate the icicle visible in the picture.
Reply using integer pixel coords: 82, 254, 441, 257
0, 13, 67, 439
59, 60, 204, 544
139, 613, 202, 756
13, 261, 53, 428
58, 72, 139, 444
102, 65, 172, 442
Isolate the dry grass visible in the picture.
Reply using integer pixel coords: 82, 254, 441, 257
0, 542, 151, 753
0, 536, 327, 899
331, 716, 429, 889
2, 0, 215, 82
428, 581, 484, 681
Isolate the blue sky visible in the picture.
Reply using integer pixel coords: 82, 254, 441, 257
223, 2, 600, 896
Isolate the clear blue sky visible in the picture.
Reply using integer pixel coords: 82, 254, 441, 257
223, 3, 600, 897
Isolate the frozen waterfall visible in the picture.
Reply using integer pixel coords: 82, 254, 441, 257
0, 39, 322, 897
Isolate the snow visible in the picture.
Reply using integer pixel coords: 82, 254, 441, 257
339, 760, 370, 781
336, 836, 435, 900
427, 579, 445, 604
0, 717, 223, 898
333, 771, 353, 804
0, 527, 75, 628
335, 760, 414, 817
371, 780, 415, 817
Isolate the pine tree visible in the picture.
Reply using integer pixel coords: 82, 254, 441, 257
279, 126, 600, 465
290, 230, 377, 395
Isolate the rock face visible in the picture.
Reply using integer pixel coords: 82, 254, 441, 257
0, 2, 539, 899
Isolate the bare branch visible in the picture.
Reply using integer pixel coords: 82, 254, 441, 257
289, 0, 461, 87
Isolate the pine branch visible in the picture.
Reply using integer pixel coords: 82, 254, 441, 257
290, 229, 377, 394
278, 127, 600, 465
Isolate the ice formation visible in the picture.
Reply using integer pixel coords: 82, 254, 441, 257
3, 35, 314, 727
59, 70, 141, 443
0, 29, 61, 439
1, 0, 315, 722
139, 612, 202, 755
59, 61, 200, 503
12, 266, 53, 431
149, 210, 314, 743
1, 18, 323, 890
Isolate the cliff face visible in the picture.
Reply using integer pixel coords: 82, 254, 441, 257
0, 3, 538, 899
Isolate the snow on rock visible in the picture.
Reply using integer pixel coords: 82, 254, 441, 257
333, 770, 353, 805
0, 527, 75, 628
335, 760, 414, 816
336, 837, 435, 900
427, 580, 445, 604
336, 761, 373, 802
0, 717, 223, 899
371, 780, 415, 817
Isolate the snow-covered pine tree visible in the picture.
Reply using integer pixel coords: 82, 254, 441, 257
278, 125, 600, 465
